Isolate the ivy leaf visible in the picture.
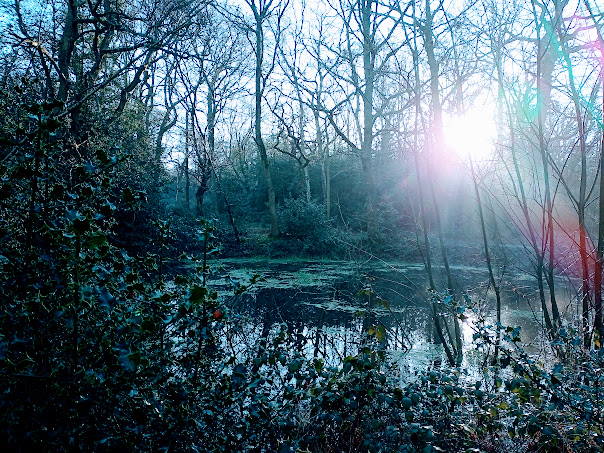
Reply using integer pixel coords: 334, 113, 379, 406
87, 232, 107, 250
127, 350, 141, 366
43, 117, 61, 132
99, 287, 116, 311
73, 215, 90, 235
96, 149, 110, 165
232, 363, 246, 388
119, 349, 140, 371
122, 187, 135, 203
288, 358, 302, 373
189, 285, 207, 305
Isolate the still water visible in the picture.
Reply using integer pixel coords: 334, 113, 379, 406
207, 258, 576, 374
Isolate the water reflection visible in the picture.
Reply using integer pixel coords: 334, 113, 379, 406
209, 259, 574, 373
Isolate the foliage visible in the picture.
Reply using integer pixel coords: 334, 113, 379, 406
2, 84, 604, 453
0, 90, 168, 449
279, 198, 325, 240
469, 319, 604, 452
275, 198, 332, 255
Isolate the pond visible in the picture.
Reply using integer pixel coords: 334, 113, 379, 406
207, 258, 577, 375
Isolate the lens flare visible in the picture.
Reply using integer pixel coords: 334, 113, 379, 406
443, 108, 497, 163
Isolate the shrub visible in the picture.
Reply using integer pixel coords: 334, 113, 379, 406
276, 198, 337, 256
279, 199, 327, 239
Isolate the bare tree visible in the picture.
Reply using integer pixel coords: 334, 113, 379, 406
241, 0, 290, 237
316, 0, 407, 239
7, 0, 204, 136
584, 0, 604, 347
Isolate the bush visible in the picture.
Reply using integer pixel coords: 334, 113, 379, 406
279, 198, 326, 239
469, 320, 604, 452
277, 198, 334, 255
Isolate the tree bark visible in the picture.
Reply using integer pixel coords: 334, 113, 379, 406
361, 0, 379, 239
584, 0, 604, 346
470, 157, 503, 356
424, 0, 462, 365
251, 1, 280, 237
532, 0, 562, 330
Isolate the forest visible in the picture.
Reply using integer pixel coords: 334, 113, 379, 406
1, 0, 604, 451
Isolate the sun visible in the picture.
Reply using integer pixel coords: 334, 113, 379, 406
442, 107, 497, 163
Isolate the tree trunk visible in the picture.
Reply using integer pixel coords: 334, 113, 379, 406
424, 0, 462, 365
185, 154, 190, 212
293, 63, 311, 203
315, 104, 330, 220
196, 86, 217, 218
532, 0, 561, 330
470, 157, 503, 356
585, 0, 604, 348
361, 0, 379, 239
560, 31, 591, 347
313, 41, 330, 221
185, 111, 191, 212
253, 7, 280, 237
324, 137, 331, 221
408, 2, 455, 366
57, 1, 77, 103
596, 97, 604, 345
154, 108, 177, 195
303, 165, 311, 203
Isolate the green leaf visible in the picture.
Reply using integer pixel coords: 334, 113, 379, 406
288, 359, 301, 373
98, 287, 116, 310
189, 285, 208, 305
127, 350, 141, 366
119, 350, 138, 371
377, 298, 390, 310
122, 187, 135, 203
174, 275, 188, 285
0, 136, 16, 146
87, 232, 106, 249
314, 358, 323, 373
233, 363, 246, 388
43, 117, 61, 132
96, 148, 110, 165
71, 212, 90, 234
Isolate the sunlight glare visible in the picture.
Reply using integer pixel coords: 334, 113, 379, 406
443, 108, 497, 163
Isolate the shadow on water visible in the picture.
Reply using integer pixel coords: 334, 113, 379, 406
208, 258, 574, 374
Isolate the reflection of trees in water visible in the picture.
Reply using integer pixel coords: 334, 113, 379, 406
209, 263, 556, 372
214, 276, 435, 366
215, 310, 365, 367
